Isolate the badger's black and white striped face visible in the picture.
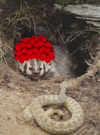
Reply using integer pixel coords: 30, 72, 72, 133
19, 59, 52, 80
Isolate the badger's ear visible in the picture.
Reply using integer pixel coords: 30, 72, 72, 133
19, 61, 27, 72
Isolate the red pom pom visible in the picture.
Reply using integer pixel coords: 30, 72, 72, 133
32, 36, 36, 39
26, 42, 32, 48
30, 38, 35, 45
37, 40, 43, 47
15, 55, 20, 60
30, 55, 33, 59
40, 47, 45, 52
21, 43, 26, 48
45, 48, 50, 54
16, 45, 21, 50
16, 43, 21, 50
40, 36, 47, 42
23, 37, 30, 43
40, 58, 45, 61
35, 55, 40, 60
26, 54, 30, 61
31, 54, 36, 59
40, 53, 46, 61
16, 43, 20, 46
34, 37, 40, 42
20, 38, 24, 43
37, 51, 41, 56
45, 42, 52, 48
49, 52, 54, 58
50, 48, 54, 52
17, 51, 22, 56
32, 48, 38, 53
20, 55, 26, 61
27, 49, 33, 55
19, 59, 24, 63
51, 55, 55, 60
22, 48, 27, 54
33, 43, 38, 47
15, 36, 54, 63
14, 50, 17, 54
45, 55, 51, 63
49, 43, 52, 48
25, 58, 29, 61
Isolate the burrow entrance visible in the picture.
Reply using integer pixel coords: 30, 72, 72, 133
0, 1, 99, 78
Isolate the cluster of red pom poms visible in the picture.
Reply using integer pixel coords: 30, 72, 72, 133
14, 36, 55, 63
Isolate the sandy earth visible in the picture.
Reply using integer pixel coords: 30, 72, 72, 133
0, 61, 100, 135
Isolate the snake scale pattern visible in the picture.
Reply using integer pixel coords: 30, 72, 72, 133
23, 79, 84, 134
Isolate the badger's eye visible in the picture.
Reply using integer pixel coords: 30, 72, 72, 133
39, 67, 42, 71
29, 67, 33, 71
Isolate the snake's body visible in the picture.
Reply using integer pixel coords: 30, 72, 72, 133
23, 79, 84, 134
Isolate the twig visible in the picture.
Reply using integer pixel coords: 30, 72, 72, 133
58, 26, 66, 47
25, 1, 37, 36
48, 34, 55, 41
66, 31, 84, 43
70, 45, 85, 56
88, 118, 96, 125
32, 18, 37, 36
66, 35, 73, 43
66, 91, 74, 94
70, 31, 84, 42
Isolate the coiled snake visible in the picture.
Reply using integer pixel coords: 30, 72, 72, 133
23, 79, 84, 134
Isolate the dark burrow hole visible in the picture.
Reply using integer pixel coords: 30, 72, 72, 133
13, 14, 93, 77
2, 8, 98, 78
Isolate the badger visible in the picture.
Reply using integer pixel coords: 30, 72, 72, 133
19, 45, 77, 80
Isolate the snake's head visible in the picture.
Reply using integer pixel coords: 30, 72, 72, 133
19, 59, 52, 80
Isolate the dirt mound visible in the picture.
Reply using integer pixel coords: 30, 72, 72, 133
0, 61, 100, 135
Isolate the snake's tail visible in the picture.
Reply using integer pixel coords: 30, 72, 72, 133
46, 108, 64, 117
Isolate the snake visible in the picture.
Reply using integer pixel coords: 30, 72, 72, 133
23, 79, 84, 134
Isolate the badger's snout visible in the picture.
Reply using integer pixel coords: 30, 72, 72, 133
29, 66, 41, 80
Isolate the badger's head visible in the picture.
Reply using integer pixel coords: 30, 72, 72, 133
19, 59, 52, 80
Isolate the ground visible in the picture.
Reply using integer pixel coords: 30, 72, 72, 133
0, 61, 100, 135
